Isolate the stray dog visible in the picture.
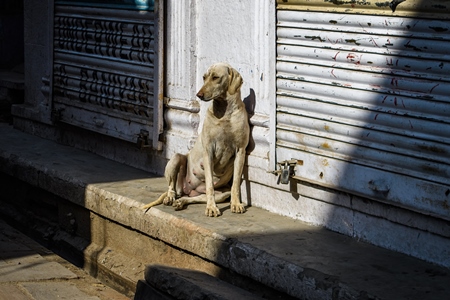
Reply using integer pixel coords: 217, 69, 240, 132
142, 63, 249, 217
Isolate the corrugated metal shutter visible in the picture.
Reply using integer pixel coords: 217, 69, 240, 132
276, 1, 450, 220
52, 2, 163, 149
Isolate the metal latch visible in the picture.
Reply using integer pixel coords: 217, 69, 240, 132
269, 159, 302, 184
136, 129, 151, 149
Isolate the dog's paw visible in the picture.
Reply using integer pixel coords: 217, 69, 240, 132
205, 205, 221, 217
173, 199, 186, 211
231, 203, 246, 214
163, 190, 176, 206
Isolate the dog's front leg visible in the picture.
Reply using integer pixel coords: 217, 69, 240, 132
230, 147, 246, 213
203, 150, 221, 217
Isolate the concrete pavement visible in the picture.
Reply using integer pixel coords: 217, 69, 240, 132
0, 218, 129, 300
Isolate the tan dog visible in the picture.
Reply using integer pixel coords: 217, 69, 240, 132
142, 63, 249, 217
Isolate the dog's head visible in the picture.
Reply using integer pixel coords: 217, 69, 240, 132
197, 63, 243, 101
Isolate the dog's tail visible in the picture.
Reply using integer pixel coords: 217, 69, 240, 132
142, 192, 167, 213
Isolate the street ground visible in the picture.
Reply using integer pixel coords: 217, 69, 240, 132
0, 218, 130, 300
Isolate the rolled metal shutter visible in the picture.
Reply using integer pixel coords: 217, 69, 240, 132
52, 1, 163, 149
276, 1, 450, 220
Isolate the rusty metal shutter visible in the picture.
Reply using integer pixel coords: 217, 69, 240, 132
52, 2, 163, 149
276, 2, 450, 220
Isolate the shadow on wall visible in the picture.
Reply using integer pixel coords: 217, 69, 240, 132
0, 1, 24, 69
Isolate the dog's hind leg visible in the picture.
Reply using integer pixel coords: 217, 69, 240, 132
163, 153, 188, 205
173, 191, 231, 211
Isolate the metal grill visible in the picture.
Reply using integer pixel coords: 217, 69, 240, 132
52, 4, 162, 148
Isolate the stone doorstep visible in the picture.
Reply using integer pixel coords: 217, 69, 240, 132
0, 123, 449, 300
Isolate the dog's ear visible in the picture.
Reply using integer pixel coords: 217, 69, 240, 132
228, 67, 243, 95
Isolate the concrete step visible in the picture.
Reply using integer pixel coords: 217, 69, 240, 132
0, 123, 449, 300
135, 265, 264, 300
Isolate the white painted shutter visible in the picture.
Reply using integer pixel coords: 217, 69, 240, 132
52, 3, 163, 149
276, 5, 450, 220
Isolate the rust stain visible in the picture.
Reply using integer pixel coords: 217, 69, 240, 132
418, 144, 446, 154
371, 38, 379, 47
322, 159, 329, 166
331, 69, 337, 78
329, 38, 344, 45
421, 164, 440, 174
404, 40, 422, 52
324, 125, 330, 131
346, 53, 361, 64
321, 142, 331, 149
345, 39, 360, 46
429, 26, 448, 32
332, 51, 340, 60
442, 200, 449, 210
305, 36, 325, 42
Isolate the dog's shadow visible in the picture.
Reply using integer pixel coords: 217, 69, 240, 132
244, 88, 256, 153
242, 88, 256, 207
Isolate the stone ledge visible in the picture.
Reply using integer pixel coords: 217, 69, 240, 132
0, 123, 449, 300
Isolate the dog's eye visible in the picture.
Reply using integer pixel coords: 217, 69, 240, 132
212, 76, 219, 80
203, 75, 206, 81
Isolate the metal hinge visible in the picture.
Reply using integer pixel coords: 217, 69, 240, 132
269, 159, 303, 184
136, 129, 151, 149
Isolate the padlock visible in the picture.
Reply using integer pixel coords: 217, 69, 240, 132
280, 162, 290, 184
